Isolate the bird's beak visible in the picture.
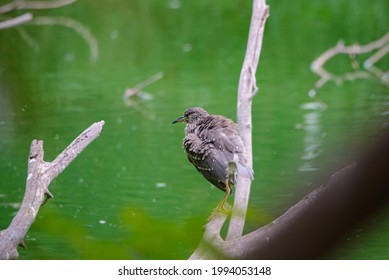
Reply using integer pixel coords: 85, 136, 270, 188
172, 116, 187, 124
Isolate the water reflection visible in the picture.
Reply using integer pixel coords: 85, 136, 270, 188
297, 101, 327, 172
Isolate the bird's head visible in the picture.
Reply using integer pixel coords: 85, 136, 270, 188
172, 107, 209, 125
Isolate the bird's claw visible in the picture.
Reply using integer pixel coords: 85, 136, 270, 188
207, 202, 231, 221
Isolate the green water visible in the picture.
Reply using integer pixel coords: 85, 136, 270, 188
0, 0, 388, 259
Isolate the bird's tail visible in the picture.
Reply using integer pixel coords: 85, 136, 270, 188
236, 161, 254, 181
228, 161, 254, 181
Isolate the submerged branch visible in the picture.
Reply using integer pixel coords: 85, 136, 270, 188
310, 31, 389, 94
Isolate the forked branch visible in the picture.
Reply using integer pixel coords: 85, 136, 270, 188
310, 31, 389, 94
0, 121, 105, 260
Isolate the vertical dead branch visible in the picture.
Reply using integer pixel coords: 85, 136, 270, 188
227, 0, 269, 240
190, 0, 269, 259
0, 121, 104, 260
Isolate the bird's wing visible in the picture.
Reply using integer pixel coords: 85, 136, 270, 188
200, 119, 242, 157
200, 118, 254, 181
187, 150, 230, 192
184, 133, 230, 192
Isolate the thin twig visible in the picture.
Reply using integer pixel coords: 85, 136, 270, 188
124, 72, 164, 99
0, 13, 32, 30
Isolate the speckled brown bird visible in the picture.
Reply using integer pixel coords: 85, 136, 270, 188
172, 107, 254, 213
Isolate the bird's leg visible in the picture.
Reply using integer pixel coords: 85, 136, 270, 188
217, 182, 231, 214
209, 179, 232, 220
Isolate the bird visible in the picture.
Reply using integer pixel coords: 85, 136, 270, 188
172, 107, 254, 214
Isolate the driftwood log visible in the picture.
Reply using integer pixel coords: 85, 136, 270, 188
0, 121, 104, 260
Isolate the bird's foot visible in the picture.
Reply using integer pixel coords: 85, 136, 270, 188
207, 202, 231, 221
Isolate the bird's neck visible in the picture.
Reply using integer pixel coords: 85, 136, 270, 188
185, 123, 198, 134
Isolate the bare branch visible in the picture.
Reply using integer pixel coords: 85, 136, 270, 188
0, 121, 105, 260
0, 1, 98, 63
189, 0, 269, 259
124, 72, 164, 98
29, 16, 99, 62
0, 1, 18, 14
49, 121, 105, 180
310, 31, 389, 93
0, 13, 32, 30
15, 0, 76, 10
189, 213, 227, 259
221, 165, 358, 259
123, 72, 163, 107
228, 0, 269, 240
0, 0, 75, 13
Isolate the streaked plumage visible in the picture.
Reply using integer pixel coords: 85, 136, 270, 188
172, 107, 253, 212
